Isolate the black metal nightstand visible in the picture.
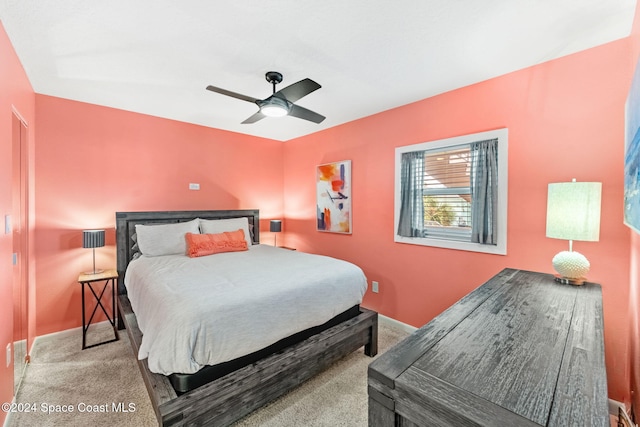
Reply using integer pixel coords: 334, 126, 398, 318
77, 269, 119, 349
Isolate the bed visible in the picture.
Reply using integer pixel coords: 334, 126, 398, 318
115, 209, 378, 426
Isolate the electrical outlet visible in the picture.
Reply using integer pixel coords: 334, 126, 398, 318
6, 344, 11, 367
372, 281, 379, 293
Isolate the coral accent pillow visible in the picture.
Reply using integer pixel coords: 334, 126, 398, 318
185, 230, 248, 257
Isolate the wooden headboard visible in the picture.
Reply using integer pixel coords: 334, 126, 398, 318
115, 209, 260, 294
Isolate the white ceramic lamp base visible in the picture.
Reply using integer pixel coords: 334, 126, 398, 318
552, 250, 590, 285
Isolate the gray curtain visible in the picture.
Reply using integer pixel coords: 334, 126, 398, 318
470, 139, 498, 244
397, 151, 424, 237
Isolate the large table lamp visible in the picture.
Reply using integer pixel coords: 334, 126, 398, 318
83, 229, 105, 274
545, 179, 601, 285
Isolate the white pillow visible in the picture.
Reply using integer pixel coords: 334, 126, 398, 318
199, 217, 253, 247
135, 219, 200, 257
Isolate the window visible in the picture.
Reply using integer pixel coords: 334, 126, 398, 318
394, 128, 508, 255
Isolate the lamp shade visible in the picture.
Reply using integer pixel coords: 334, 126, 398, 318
82, 229, 105, 249
546, 181, 602, 242
270, 220, 282, 233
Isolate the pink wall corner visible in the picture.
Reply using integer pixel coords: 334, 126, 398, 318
283, 38, 633, 402
33, 95, 285, 335
0, 22, 36, 425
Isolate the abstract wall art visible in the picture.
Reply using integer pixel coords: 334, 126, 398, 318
626, 57, 640, 234
316, 160, 352, 234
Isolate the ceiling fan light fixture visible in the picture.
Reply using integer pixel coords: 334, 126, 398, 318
259, 97, 290, 117
206, 71, 324, 124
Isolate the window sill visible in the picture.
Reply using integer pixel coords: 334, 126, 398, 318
394, 235, 506, 255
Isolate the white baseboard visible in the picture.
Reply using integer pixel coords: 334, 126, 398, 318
378, 313, 417, 334
609, 398, 625, 415
29, 321, 115, 354
33, 320, 114, 343
610, 399, 636, 426
34, 325, 83, 342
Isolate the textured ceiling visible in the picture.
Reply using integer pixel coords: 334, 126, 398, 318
0, 1, 636, 141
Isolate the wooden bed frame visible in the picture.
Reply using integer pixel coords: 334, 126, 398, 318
115, 209, 378, 426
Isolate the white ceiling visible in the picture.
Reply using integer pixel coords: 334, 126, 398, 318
0, 1, 637, 141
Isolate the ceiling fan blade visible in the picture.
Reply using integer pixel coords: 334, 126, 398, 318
206, 85, 260, 104
241, 111, 266, 124
288, 104, 326, 124
274, 78, 321, 103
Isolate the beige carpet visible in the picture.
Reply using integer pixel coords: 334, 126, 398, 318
7, 320, 408, 427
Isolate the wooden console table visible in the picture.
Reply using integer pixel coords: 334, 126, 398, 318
368, 268, 608, 426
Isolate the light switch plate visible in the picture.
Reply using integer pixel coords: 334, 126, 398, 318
189, 183, 200, 190
4, 214, 10, 234
372, 281, 379, 293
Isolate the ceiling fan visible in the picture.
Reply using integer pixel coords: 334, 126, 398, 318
206, 71, 325, 124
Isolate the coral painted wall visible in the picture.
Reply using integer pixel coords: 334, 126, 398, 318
33, 95, 284, 335
4, 8, 640, 420
0, 22, 35, 426
283, 38, 634, 402
628, 6, 640, 417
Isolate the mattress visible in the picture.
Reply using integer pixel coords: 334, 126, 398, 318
124, 244, 368, 375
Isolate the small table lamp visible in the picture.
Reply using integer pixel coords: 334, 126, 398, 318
270, 220, 282, 247
83, 229, 105, 274
545, 179, 602, 285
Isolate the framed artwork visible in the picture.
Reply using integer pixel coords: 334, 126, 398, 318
625, 57, 640, 234
316, 160, 352, 234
